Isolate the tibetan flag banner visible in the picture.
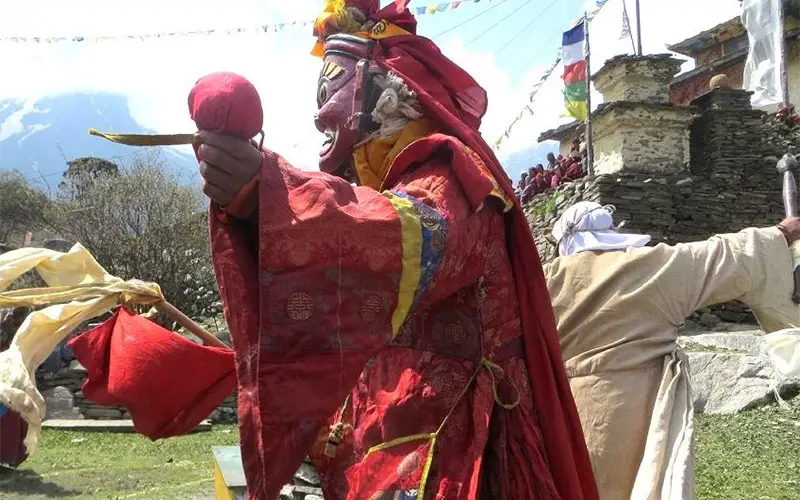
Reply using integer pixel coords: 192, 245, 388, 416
563, 21, 588, 121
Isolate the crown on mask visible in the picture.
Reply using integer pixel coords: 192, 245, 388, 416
311, 0, 412, 57
312, 0, 376, 45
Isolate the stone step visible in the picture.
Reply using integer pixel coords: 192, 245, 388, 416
679, 331, 800, 414
42, 419, 212, 433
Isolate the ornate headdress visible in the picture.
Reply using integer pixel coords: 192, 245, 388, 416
311, 0, 414, 57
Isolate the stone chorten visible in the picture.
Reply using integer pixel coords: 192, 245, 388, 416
590, 54, 696, 175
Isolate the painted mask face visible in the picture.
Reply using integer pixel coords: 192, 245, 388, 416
315, 35, 374, 174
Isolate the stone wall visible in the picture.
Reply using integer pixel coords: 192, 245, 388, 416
527, 164, 784, 262
526, 86, 792, 324
36, 353, 239, 424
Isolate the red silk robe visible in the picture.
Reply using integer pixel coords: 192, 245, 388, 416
210, 134, 573, 499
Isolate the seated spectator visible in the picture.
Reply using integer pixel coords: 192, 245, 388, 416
551, 158, 568, 188
546, 152, 558, 169
529, 164, 547, 194
518, 172, 529, 192
562, 156, 584, 183
520, 182, 536, 204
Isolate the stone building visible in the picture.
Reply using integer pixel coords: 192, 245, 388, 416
538, 122, 584, 158
539, 55, 696, 176
668, 12, 800, 106
527, 54, 786, 266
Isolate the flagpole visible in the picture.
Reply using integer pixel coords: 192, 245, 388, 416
584, 12, 595, 177
778, 0, 791, 108
634, 0, 643, 55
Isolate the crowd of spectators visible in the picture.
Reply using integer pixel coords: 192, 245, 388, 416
515, 137, 588, 204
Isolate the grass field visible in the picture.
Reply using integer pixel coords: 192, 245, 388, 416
695, 396, 800, 500
2, 398, 799, 499
1, 426, 239, 499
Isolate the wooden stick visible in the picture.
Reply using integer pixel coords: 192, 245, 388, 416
156, 299, 230, 349
777, 154, 800, 304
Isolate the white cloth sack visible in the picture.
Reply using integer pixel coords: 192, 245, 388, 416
764, 328, 800, 378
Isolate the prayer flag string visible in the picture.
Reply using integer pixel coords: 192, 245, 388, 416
492, 1, 607, 150
492, 56, 560, 149
0, 0, 493, 43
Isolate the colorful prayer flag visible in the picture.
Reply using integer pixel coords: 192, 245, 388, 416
620, 6, 631, 40
562, 21, 587, 121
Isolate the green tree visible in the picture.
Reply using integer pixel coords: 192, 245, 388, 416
0, 170, 51, 244
54, 151, 218, 317
59, 156, 120, 202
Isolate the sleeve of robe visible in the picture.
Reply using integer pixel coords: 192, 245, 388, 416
649, 227, 799, 331
210, 150, 495, 494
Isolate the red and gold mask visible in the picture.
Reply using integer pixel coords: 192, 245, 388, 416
315, 34, 381, 175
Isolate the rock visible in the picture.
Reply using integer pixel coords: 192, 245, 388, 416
698, 312, 720, 327
681, 331, 800, 414
61, 342, 75, 362
216, 330, 232, 345
40, 349, 65, 374
68, 360, 87, 373
722, 301, 750, 313
42, 386, 81, 420
42, 239, 72, 252
709, 74, 731, 89
82, 408, 124, 419
293, 485, 324, 497
278, 485, 295, 500
682, 331, 763, 354
295, 462, 321, 486
716, 310, 751, 323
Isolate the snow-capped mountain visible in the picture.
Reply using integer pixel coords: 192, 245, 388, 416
0, 93, 196, 189
500, 141, 559, 183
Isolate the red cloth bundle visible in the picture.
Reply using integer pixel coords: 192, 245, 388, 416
68, 308, 236, 439
188, 72, 263, 139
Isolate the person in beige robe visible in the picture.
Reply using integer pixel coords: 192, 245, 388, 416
544, 201, 800, 500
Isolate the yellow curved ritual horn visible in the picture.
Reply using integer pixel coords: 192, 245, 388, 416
88, 128, 195, 147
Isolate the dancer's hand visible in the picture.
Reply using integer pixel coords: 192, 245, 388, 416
194, 131, 263, 207
778, 216, 800, 244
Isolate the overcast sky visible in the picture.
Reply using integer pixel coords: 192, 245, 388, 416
0, 0, 743, 174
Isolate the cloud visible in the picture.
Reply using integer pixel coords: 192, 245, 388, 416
437, 37, 546, 141
0, 99, 40, 142
0, 0, 325, 169
0, 0, 745, 178
0, 0, 550, 174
